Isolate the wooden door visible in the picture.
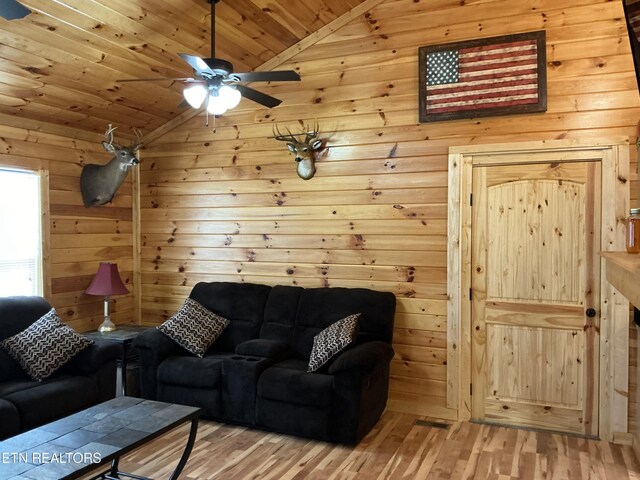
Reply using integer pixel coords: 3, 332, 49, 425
471, 160, 600, 435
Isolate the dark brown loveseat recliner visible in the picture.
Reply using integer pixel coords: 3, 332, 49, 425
134, 282, 396, 444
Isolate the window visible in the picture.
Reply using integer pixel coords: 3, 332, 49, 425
0, 169, 43, 296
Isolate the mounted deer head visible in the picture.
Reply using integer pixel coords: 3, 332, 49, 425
80, 125, 142, 207
272, 123, 322, 180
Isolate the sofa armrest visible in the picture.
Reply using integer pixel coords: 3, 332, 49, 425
132, 328, 182, 400
235, 339, 289, 359
133, 328, 180, 358
328, 341, 394, 375
62, 339, 120, 375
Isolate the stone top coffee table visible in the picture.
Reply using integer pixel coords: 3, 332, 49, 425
0, 396, 200, 480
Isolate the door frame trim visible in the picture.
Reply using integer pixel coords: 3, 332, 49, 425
447, 139, 631, 442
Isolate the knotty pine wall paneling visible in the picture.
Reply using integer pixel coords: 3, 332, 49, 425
630, 157, 638, 441
141, 0, 640, 419
0, 116, 134, 332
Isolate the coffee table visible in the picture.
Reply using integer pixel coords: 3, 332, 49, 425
0, 396, 200, 480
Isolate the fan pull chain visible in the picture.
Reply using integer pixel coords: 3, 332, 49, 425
204, 109, 217, 132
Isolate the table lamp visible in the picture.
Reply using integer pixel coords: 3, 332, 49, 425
86, 262, 129, 332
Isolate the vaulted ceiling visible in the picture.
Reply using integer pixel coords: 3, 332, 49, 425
0, 0, 369, 136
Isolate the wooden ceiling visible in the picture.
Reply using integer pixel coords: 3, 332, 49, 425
0, 0, 368, 137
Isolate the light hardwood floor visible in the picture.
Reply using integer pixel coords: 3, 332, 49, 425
115, 411, 640, 479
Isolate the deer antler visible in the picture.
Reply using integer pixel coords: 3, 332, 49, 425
132, 128, 143, 149
104, 124, 117, 146
272, 124, 298, 142
304, 121, 319, 143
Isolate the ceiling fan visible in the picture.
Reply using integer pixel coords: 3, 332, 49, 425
0, 0, 31, 20
116, 0, 300, 115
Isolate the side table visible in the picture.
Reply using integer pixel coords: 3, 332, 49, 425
85, 324, 150, 397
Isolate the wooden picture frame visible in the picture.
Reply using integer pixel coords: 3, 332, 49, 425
418, 31, 547, 122
623, 0, 640, 93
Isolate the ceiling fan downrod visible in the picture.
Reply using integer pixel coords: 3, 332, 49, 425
204, 0, 233, 77
208, 0, 220, 60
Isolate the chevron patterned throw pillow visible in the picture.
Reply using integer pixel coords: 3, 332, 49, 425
307, 313, 360, 373
157, 297, 230, 357
0, 308, 93, 381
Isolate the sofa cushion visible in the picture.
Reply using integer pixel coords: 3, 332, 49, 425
0, 296, 52, 341
261, 285, 303, 343
190, 282, 272, 353
236, 339, 289, 359
0, 398, 20, 440
158, 298, 230, 357
158, 354, 233, 388
292, 287, 396, 359
258, 359, 333, 407
3, 375, 98, 430
0, 309, 93, 381
308, 314, 360, 372
0, 378, 41, 397
0, 349, 29, 384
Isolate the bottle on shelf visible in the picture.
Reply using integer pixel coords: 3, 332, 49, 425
626, 208, 640, 253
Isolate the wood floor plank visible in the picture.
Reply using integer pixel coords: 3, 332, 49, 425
100, 412, 640, 480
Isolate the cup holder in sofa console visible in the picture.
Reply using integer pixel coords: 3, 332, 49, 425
231, 355, 259, 362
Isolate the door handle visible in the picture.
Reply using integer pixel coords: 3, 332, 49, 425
586, 308, 597, 318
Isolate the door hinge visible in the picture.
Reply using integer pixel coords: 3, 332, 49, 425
470, 193, 473, 206
470, 383, 473, 396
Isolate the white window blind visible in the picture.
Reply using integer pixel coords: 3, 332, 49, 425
0, 169, 43, 296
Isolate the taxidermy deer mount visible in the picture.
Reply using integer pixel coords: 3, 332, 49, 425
80, 125, 141, 207
272, 123, 323, 180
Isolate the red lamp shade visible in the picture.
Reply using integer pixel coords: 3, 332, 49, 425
86, 262, 128, 296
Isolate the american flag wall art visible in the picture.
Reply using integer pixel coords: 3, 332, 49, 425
418, 31, 547, 122
623, 0, 640, 94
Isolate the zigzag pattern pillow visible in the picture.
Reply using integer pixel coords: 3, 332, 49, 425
0, 309, 93, 381
308, 313, 360, 373
157, 297, 230, 357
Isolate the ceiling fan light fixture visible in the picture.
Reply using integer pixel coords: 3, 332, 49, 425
183, 84, 207, 108
118, 0, 300, 119
206, 94, 228, 115
219, 85, 242, 109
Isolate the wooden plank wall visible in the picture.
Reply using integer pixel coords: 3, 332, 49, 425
0, 116, 135, 332
630, 173, 638, 440
141, 0, 640, 419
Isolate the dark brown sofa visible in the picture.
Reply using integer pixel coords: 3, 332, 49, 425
134, 282, 396, 444
0, 296, 119, 440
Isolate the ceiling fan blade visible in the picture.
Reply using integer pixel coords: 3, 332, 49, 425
232, 70, 300, 83
236, 85, 282, 108
116, 77, 199, 83
179, 53, 215, 76
0, 0, 30, 20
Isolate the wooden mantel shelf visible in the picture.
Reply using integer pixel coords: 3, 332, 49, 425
601, 252, 640, 307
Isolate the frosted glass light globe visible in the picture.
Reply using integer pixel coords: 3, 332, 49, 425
219, 85, 242, 109
206, 95, 228, 115
183, 84, 207, 108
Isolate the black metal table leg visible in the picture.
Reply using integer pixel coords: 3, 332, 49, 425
109, 457, 120, 479
168, 418, 199, 480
